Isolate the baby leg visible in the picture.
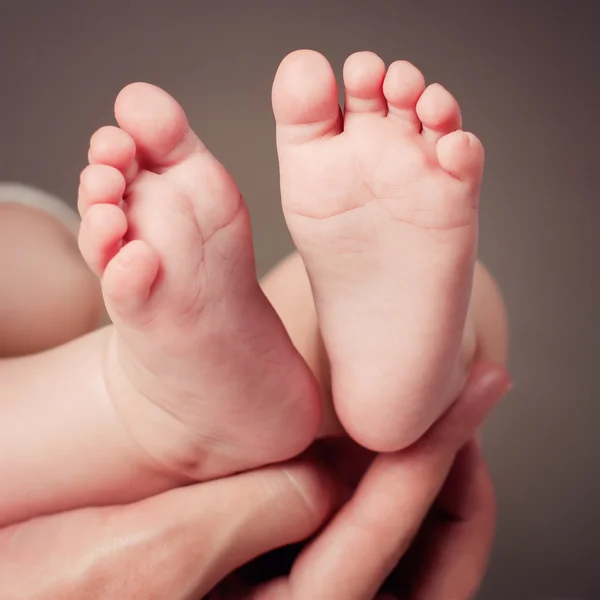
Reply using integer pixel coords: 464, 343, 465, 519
0, 184, 105, 357
0, 88, 321, 528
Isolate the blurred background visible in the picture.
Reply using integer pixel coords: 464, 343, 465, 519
1, 0, 598, 597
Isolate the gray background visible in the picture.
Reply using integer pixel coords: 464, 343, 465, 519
1, 0, 598, 598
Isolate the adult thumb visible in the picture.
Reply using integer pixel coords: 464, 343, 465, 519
119, 456, 344, 599
0, 457, 341, 600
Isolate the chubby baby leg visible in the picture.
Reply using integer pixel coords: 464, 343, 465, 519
0, 185, 105, 357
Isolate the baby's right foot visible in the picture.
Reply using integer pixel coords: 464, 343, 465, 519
77, 83, 320, 479
273, 51, 484, 451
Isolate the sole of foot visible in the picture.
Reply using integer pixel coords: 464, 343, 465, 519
273, 50, 484, 451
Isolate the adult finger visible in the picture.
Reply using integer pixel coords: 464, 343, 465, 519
404, 440, 496, 600
276, 362, 510, 600
0, 458, 342, 600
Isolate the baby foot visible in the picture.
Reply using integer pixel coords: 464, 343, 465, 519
77, 83, 320, 479
273, 51, 484, 451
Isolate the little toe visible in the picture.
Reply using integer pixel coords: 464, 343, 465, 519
78, 203, 127, 276
272, 50, 342, 145
436, 130, 485, 184
88, 126, 138, 183
383, 60, 426, 131
114, 83, 205, 169
416, 83, 462, 142
78, 164, 126, 217
343, 51, 387, 119
102, 239, 160, 321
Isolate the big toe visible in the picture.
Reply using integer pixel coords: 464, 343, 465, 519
114, 83, 203, 168
272, 50, 341, 144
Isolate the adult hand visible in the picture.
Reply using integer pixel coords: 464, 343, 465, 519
0, 458, 342, 599
0, 363, 508, 599
214, 362, 508, 600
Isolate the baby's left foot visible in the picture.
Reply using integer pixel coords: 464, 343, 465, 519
77, 83, 320, 480
273, 50, 483, 451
